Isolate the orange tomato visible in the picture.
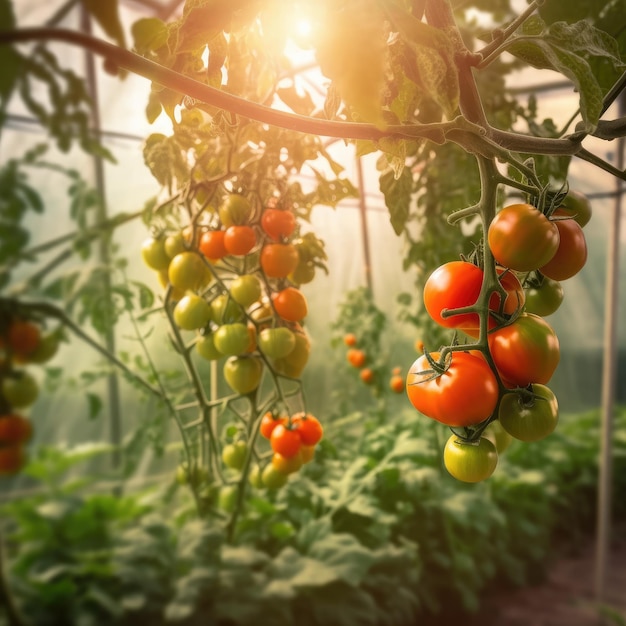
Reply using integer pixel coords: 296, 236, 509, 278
260, 243, 299, 278
272, 287, 308, 322
347, 348, 366, 368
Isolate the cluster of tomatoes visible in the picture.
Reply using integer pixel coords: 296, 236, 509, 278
406, 191, 591, 483
343, 333, 374, 384
141, 194, 317, 395
0, 315, 60, 476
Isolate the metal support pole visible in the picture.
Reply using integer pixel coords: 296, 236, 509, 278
594, 92, 625, 607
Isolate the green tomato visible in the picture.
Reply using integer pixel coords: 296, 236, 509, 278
211, 294, 245, 324
141, 237, 170, 271
27, 330, 60, 364
173, 294, 211, 331
443, 435, 498, 483
164, 232, 187, 258
222, 441, 248, 470
483, 420, 514, 454
229, 274, 262, 307
2, 371, 39, 408
223, 356, 263, 395
273, 332, 310, 378
261, 463, 288, 489
559, 190, 592, 227
175, 462, 209, 486
168, 252, 211, 292
219, 194, 253, 227
498, 384, 559, 442
248, 465, 264, 488
213, 323, 250, 356
258, 327, 296, 359
196, 334, 223, 360
524, 277, 564, 317
217, 485, 238, 512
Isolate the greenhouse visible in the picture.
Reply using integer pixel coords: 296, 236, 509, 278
1, 0, 625, 624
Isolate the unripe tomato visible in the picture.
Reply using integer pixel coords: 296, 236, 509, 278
539, 214, 587, 281
25, 330, 60, 364
258, 327, 296, 359
483, 420, 513, 454
168, 252, 211, 292
559, 190, 592, 227
406, 351, 498, 427
524, 277, 564, 317
261, 208, 296, 241
217, 485, 238, 512
199, 230, 228, 261
248, 465, 264, 488
229, 274, 262, 307
289, 261, 315, 285
164, 231, 187, 258
498, 384, 559, 442
443, 436, 498, 483
260, 243, 299, 278
223, 225, 256, 256
173, 294, 211, 331
2, 371, 39, 408
213, 323, 251, 356
223, 356, 263, 394
196, 333, 223, 361
488, 204, 560, 272
211, 294, 245, 324
261, 463, 288, 489
219, 194, 253, 226
272, 450, 303, 474
272, 287, 308, 322
488, 313, 560, 387
221, 441, 248, 470
300, 445, 316, 464
273, 331, 310, 378
141, 237, 170, 270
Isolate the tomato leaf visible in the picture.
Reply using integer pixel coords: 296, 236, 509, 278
80, 0, 126, 49
379, 166, 413, 235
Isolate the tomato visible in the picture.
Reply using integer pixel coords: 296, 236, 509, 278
261, 463, 288, 489
272, 287, 307, 322
389, 374, 404, 393
0, 446, 26, 475
289, 261, 316, 285
360, 368, 374, 384
248, 465, 264, 488
347, 348, 366, 368
498, 384, 559, 442
260, 243, 299, 278
176, 462, 209, 486
539, 214, 587, 281
258, 327, 296, 358
423, 262, 524, 334
488, 204, 560, 272
141, 236, 170, 270
26, 330, 60, 364
343, 333, 357, 347
261, 208, 296, 241
270, 423, 302, 458
558, 189, 592, 227
219, 194, 253, 227
221, 441, 248, 470
213, 323, 251, 356
0, 414, 33, 444
164, 231, 186, 258
260, 411, 287, 439
224, 225, 256, 256
406, 351, 499, 427
273, 331, 310, 378
173, 294, 211, 331
196, 333, 223, 361
272, 451, 303, 474
524, 276, 564, 317
488, 313, 560, 386
223, 356, 263, 394
245, 323, 257, 353
199, 230, 228, 261
292, 412, 323, 445
157, 270, 185, 302
415, 340, 424, 353
2, 371, 39, 408
210, 294, 245, 324
300, 444, 316, 464
168, 252, 211, 292
229, 274, 262, 307
6, 319, 41, 358
443, 435, 498, 483
217, 485, 238, 512
483, 420, 513, 454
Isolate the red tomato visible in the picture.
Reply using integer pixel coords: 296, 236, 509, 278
270, 423, 302, 458
271, 287, 308, 322
539, 214, 587, 281
488, 313, 560, 386
223, 225, 256, 256
260, 411, 287, 439
488, 204, 560, 272
261, 208, 296, 241
406, 351, 499, 427
347, 348, 366, 368
292, 412, 323, 445
260, 243, 299, 278
199, 230, 228, 260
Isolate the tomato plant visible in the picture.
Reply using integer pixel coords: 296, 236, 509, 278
498, 384, 559, 442
347, 348, 366, 368
443, 435, 498, 483
488, 204, 560, 272
406, 351, 498, 427
488, 313, 560, 387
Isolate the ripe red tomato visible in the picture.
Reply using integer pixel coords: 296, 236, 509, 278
260, 243, 299, 278
406, 351, 499, 427
199, 230, 228, 260
270, 423, 302, 458
261, 208, 296, 241
0, 446, 26, 475
488, 204, 560, 272
271, 287, 307, 322
6, 319, 41, 358
347, 348, 366, 368
539, 214, 587, 281
488, 313, 560, 386
223, 225, 256, 256
443, 436, 498, 483
0, 414, 33, 444
292, 412, 323, 445
360, 368, 374, 384
260, 411, 287, 439
498, 384, 559, 442
524, 276, 564, 317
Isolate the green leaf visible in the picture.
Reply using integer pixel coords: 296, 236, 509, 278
379, 166, 413, 235
131, 18, 169, 55
308, 533, 376, 586
80, 0, 126, 48
87, 392, 103, 419
270, 547, 339, 588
